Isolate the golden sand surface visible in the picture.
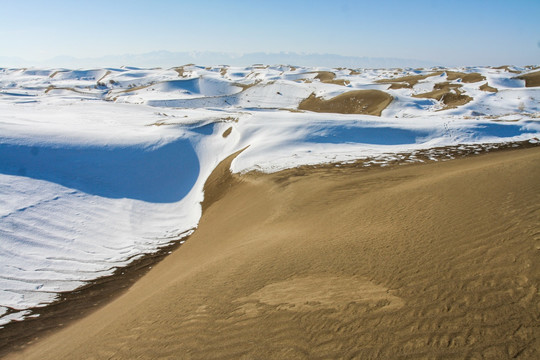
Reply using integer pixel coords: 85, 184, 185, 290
298, 90, 393, 116
445, 71, 485, 83
479, 82, 498, 93
7, 147, 540, 359
413, 82, 472, 110
518, 71, 540, 88
376, 72, 444, 88
312, 71, 349, 86
376, 71, 485, 90
493, 65, 522, 74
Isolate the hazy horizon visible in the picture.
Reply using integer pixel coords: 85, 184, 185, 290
1, 0, 539, 68
0, 50, 443, 69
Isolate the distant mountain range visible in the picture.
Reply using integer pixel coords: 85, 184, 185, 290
0, 51, 439, 69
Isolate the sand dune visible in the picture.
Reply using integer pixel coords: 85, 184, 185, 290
312, 71, 349, 86
8, 146, 540, 359
479, 82, 498, 92
298, 90, 393, 115
445, 71, 485, 83
376, 71, 444, 89
294, 71, 349, 86
376, 71, 484, 91
517, 70, 540, 87
413, 82, 472, 110
494, 65, 522, 74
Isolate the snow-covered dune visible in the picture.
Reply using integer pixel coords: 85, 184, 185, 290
0, 64, 539, 326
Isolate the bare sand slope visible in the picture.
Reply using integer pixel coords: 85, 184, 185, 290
312, 71, 349, 86
376, 72, 444, 89
376, 71, 484, 90
479, 82, 498, 93
298, 90, 392, 116
413, 82, 472, 110
8, 147, 540, 359
517, 71, 540, 87
445, 71, 485, 83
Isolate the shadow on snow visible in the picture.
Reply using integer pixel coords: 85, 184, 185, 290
0, 139, 199, 203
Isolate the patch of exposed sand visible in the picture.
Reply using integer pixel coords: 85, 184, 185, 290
296, 71, 349, 86
517, 70, 540, 87
377, 71, 485, 89
298, 90, 392, 116
48, 70, 61, 78
376, 71, 444, 88
445, 71, 485, 83
9, 147, 540, 360
232, 80, 261, 91
222, 126, 232, 138
313, 71, 349, 86
479, 82, 498, 93
494, 65, 522, 74
387, 82, 411, 89
44, 86, 94, 95
97, 71, 111, 84
413, 82, 472, 109
174, 67, 185, 77
118, 83, 157, 94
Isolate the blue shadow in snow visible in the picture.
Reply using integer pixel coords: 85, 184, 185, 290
190, 123, 215, 135
472, 123, 537, 138
491, 78, 525, 89
410, 99, 435, 109
161, 78, 200, 93
306, 126, 432, 145
0, 92, 36, 97
0, 139, 199, 203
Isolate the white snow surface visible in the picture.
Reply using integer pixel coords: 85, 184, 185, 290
1, 65, 539, 325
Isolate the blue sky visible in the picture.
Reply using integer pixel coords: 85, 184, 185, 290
1, 0, 539, 66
